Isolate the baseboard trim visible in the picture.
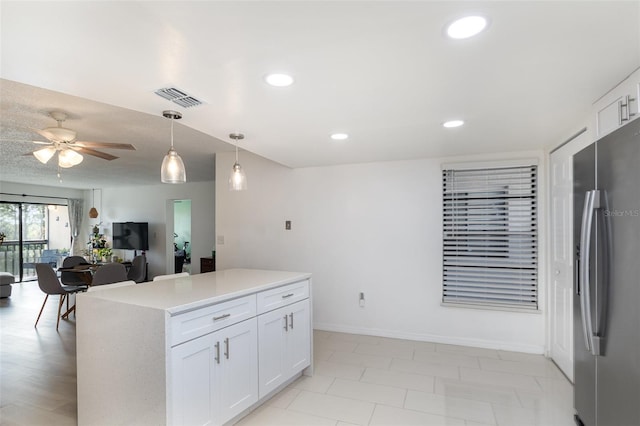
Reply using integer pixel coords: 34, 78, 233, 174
313, 322, 544, 354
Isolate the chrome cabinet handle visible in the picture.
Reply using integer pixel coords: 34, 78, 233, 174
213, 313, 230, 322
289, 312, 294, 329
627, 95, 637, 117
619, 100, 624, 125
214, 341, 220, 364
224, 337, 229, 359
282, 293, 294, 299
284, 315, 289, 331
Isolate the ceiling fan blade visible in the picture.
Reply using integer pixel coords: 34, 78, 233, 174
72, 146, 118, 161
74, 141, 136, 150
33, 140, 54, 145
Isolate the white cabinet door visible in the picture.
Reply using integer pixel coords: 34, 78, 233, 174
286, 299, 311, 375
170, 334, 216, 426
215, 318, 258, 425
257, 299, 311, 398
170, 318, 258, 426
595, 69, 640, 138
257, 305, 288, 398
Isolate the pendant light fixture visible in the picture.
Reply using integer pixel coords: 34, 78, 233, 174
88, 188, 99, 219
228, 133, 247, 191
161, 110, 186, 184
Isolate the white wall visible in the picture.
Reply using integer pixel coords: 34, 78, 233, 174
216, 150, 547, 353
2, 180, 215, 279
90, 181, 215, 279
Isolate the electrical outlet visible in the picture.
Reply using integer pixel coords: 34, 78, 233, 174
359, 292, 365, 307
217, 235, 225, 245
285, 220, 291, 230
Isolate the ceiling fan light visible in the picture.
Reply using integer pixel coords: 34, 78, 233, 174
229, 162, 247, 191
33, 146, 56, 164
161, 148, 186, 183
58, 149, 83, 168
43, 126, 77, 143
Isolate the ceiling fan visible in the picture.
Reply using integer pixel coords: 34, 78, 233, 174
29, 111, 136, 168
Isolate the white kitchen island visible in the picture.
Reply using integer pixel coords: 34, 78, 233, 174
76, 268, 313, 426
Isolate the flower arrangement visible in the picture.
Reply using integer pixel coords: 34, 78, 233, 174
89, 224, 107, 249
88, 224, 111, 261
97, 247, 113, 259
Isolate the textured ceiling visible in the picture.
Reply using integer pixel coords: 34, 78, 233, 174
1, 1, 639, 189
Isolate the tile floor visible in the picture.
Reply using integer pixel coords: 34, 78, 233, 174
0, 282, 575, 425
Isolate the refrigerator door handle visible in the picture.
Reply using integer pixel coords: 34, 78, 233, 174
591, 190, 611, 356
579, 190, 596, 353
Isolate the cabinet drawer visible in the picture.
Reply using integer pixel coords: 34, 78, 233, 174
257, 280, 309, 314
170, 294, 256, 347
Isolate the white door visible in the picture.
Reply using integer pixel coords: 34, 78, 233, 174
549, 131, 591, 382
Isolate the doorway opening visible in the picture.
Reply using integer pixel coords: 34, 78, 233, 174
172, 200, 191, 274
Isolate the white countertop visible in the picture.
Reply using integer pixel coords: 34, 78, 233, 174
78, 268, 311, 315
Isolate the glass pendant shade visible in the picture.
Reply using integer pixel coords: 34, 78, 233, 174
33, 147, 56, 164
228, 133, 247, 191
161, 110, 186, 184
229, 162, 247, 191
58, 149, 83, 168
161, 148, 186, 183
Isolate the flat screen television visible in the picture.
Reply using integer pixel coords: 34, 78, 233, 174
112, 222, 149, 251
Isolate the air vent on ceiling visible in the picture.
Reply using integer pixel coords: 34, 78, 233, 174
154, 87, 203, 108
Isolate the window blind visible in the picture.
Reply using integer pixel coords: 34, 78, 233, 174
442, 165, 538, 309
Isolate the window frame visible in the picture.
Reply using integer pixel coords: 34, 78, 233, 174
441, 162, 539, 311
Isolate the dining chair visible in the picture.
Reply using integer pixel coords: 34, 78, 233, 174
91, 263, 128, 286
35, 263, 87, 330
153, 272, 189, 281
61, 255, 90, 286
40, 249, 59, 268
127, 255, 146, 283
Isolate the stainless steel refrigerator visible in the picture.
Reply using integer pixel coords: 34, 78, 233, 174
573, 118, 640, 426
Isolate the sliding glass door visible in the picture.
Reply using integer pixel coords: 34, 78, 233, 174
0, 202, 71, 282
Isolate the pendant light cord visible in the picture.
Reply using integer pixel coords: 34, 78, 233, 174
170, 117, 175, 149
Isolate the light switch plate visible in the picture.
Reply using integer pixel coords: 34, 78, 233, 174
217, 235, 225, 245
285, 220, 291, 230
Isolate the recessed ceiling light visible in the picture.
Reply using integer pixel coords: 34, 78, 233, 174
330, 133, 349, 140
446, 16, 488, 39
264, 73, 294, 87
443, 120, 465, 128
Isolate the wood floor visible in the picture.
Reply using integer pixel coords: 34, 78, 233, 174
0, 281, 78, 425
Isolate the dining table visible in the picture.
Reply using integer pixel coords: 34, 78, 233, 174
58, 263, 98, 286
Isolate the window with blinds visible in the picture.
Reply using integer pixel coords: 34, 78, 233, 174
442, 165, 538, 310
